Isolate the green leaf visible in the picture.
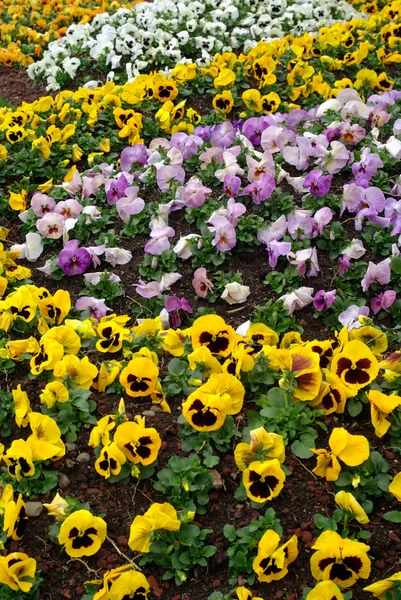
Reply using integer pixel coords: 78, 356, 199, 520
168, 358, 186, 376
291, 438, 314, 459
383, 511, 401, 523
223, 524, 237, 542
347, 398, 362, 417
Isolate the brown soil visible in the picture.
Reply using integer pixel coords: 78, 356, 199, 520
0, 65, 51, 105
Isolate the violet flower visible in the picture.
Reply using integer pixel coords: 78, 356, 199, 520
120, 144, 149, 171
242, 117, 270, 146
313, 207, 333, 236
224, 174, 241, 198
192, 268, 213, 298
361, 259, 391, 292
267, 240, 292, 268
144, 226, 175, 255
105, 173, 131, 205
75, 296, 110, 320
241, 173, 276, 205
303, 170, 332, 197
55, 199, 83, 219
338, 253, 350, 275
31, 193, 56, 216
287, 211, 314, 240
156, 165, 185, 191
36, 212, 65, 239
258, 215, 287, 245
278, 286, 314, 314
134, 279, 162, 299
104, 248, 132, 266
165, 296, 193, 329
208, 215, 236, 252
313, 290, 337, 312
58, 240, 91, 276
338, 305, 369, 331
352, 148, 383, 184
170, 132, 203, 160
116, 186, 145, 222
177, 178, 212, 208
210, 122, 235, 148
371, 290, 396, 315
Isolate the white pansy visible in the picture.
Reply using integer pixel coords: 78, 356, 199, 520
221, 282, 250, 305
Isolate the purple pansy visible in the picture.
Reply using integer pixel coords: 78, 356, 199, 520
58, 240, 92, 276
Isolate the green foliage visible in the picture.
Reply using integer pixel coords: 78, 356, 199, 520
162, 358, 199, 396
1, 462, 59, 497
252, 299, 303, 334
80, 271, 124, 304
139, 249, 177, 280
178, 415, 239, 467
248, 387, 326, 458
224, 508, 282, 585
140, 523, 217, 586
0, 390, 14, 437
154, 455, 213, 514
264, 266, 302, 295
42, 388, 97, 442
334, 452, 392, 502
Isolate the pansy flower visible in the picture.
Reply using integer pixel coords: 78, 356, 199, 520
245, 323, 279, 351
182, 390, 231, 432
243, 459, 286, 503
115, 416, 161, 466
109, 570, 150, 600
89, 415, 116, 448
12, 385, 31, 428
53, 355, 98, 390
40, 381, 69, 409
235, 428, 285, 471
306, 581, 344, 600
92, 361, 122, 392
235, 586, 263, 600
269, 346, 322, 401
38, 290, 71, 326
364, 572, 401, 599
128, 502, 180, 552
334, 491, 369, 524
42, 325, 81, 355
27, 413, 65, 462
349, 326, 388, 358
253, 529, 298, 583
331, 340, 379, 391
312, 427, 370, 481
191, 315, 236, 357
3, 494, 28, 540
389, 472, 401, 501
95, 443, 126, 479
58, 509, 107, 558
96, 320, 131, 353
30, 338, 64, 376
0, 552, 37, 592
119, 357, 159, 398
4, 440, 35, 482
310, 370, 353, 415
311, 531, 371, 588
199, 372, 245, 414
367, 390, 401, 438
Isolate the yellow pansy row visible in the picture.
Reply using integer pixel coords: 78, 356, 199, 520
0, 0, 139, 67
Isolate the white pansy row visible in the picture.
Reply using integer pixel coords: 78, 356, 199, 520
28, 0, 360, 91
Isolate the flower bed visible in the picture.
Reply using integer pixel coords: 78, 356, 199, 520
1, 1, 401, 600
26, 0, 361, 90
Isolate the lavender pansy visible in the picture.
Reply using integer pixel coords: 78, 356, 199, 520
361, 258, 391, 292
36, 212, 65, 239
75, 296, 110, 320
371, 290, 397, 315
192, 268, 213, 299
165, 295, 193, 329
58, 240, 91, 276
313, 290, 337, 312
144, 226, 175, 255
31, 193, 56, 216
208, 215, 236, 252
302, 170, 332, 197
156, 165, 185, 191
338, 305, 369, 331
134, 279, 162, 299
